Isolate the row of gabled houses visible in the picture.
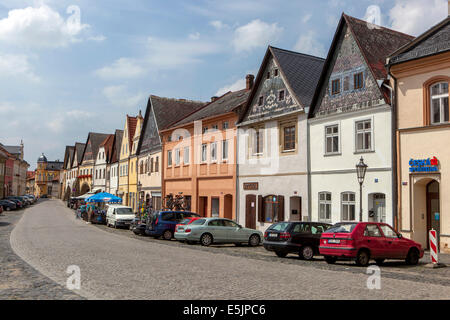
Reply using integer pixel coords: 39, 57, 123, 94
60, 13, 450, 252
0, 141, 29, 198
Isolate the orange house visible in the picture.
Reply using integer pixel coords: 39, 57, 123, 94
161, 76, 253, 219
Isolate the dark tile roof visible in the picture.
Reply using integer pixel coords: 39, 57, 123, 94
73, 142, 85, 166
270, 47, 325, 108
150, 96, 206, 130
127, 116, 138, 151
344, 14, 414, 80
171, 89, 249, 127
0, 144, 21, 156
46, 161, 64, 171
388, 16, 450, 65
63, 146, 74, 168
99, 134, 115, 163
81, 133, 110, 164
111, 129, 123, 163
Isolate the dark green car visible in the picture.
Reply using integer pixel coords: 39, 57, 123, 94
174, 217, 263, 247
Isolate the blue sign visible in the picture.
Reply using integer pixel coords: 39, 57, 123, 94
435, 212, 440, 221
409, 157, 439, 173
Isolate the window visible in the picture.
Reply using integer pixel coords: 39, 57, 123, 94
168, 135, 172, 142
253, 129, 263, 155
364, 224, 382, 237
184, 146, 190, 164
149, 158, 153, 173
274, 69, 279, 77
266, 71, 270, 79
325, 125, 339, 154
354, 72, 363, 89
155, 157, 159, 172
278, 90, 285, 101
319, 192, 331, 221
211, 124, 218, 131
175, 148, 180, 166
341, 192, 356, 221
222, 140, 228, 161
283, 125, 296, 151
380, 225, 398, 238
355, 119, 372, 152
201, 144, 207, 162
343, 75, 350, 91
430, 82, 449, 124
258, 96, 264, 106
211, 142, 217, 162
222, 121, 229, 130
167, 150, 172, 166
331, 79, 340, 95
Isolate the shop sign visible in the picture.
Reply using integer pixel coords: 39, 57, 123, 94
409, 157, 439, 173
243, 182, 258, 190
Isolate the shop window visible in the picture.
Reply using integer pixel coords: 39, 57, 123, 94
319, 192, 331, 221
325, 124, 339, 154
355, 119, 372, 152
341, 192, 356, 221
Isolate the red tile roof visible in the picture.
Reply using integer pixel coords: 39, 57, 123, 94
127, 115, 138, 152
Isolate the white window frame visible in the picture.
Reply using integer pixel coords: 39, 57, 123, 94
324, 123, 340, 155
318, 192, 332, 222
355, 118, 373, 153
430, 82, 449, 124
341, 192, 356, 221
183, 146, 190, 165
201, 144, 207, 163
252, 128, 263, 156
175, 148, 180, 166
167, 150, 172, 167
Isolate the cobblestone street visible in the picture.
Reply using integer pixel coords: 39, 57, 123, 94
3, 200, 450, 300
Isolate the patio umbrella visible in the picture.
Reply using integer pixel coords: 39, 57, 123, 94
85, 192, 122, 203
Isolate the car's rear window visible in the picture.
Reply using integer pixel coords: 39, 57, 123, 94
116, 208, 133, 215
179, 218, 191, 225
324, 223, 357, 233
267, 222, 291, 232
191, 219, 206, 225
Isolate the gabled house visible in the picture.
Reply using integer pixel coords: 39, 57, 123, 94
237, 46, 324, 231
62, 145, 75, 200
308, 13, 413, 225
108, 129, 123, 196
128, 111, 144, 212
161, 77, 251, 218
70, 142, 85, 196
118, 115, 138, 206
387, 14, 450, 251
93, 134, 114, 193
136, 95, 206, 211
78, 132, 110, 195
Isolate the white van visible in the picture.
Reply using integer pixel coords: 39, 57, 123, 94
106, 204, 135, 228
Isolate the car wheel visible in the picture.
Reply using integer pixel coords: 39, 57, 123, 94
6, 207, 11, 211
356, 249, 370, 267
200, 233, 213, 246
163, 230, 173, 240
375, 259, 385, 266
324, 256, 337, 264
275, 251, 287, 258
300, 245, 314, 260
405, 248, 420, 265
248, 234, 260, 247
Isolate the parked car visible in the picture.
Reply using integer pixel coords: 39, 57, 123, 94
106, 205, 135, 228
174, 217, 202, 237
5, 198, 23, 209
145, 211, 200, 240
263, 222, 332, 260
319, 222, 424, 266
0, 200, 17, 211
23, 195, 36, 204
18, 196, 32, 206
174, 217, 263, 247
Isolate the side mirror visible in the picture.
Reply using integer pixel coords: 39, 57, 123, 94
397, 233, 402, 239
238, 224, 242, 228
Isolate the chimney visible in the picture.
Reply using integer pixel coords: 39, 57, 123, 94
246, 74, 255, 90
211, 96, 219, 102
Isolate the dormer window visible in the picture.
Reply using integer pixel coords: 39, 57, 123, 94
278, 90, 285, 101
274, 69, 279, 77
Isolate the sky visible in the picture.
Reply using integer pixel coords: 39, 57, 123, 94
0, 0, 448, 170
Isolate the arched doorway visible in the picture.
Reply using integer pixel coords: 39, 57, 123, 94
426, 180, 440, 249
80, 183, 90, 195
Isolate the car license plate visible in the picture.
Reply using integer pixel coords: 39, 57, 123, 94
270, 233, 278, 237
328, 239, 340, 244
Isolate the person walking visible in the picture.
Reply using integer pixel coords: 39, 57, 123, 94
87, 204, 93, 224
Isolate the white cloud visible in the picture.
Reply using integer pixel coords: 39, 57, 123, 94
389, 0, 447, 36
232, 19, 283, 53
293, 30, 326, 58
88, 35, 106, 42
0, 102, 16, 114
95, 58, 146, 80
210, 20, 228, 30
0, 4, 89, 48
102, 85, 145, 109
0, 53, 40, 82
188, 32, 200, 40
215, 78, 246, 96
302, 14, 312, 24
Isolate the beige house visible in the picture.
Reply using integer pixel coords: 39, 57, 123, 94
388, 15, 450, 252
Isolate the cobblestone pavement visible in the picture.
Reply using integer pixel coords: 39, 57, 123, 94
0, 202, 82, 300
8, 200, 450, 300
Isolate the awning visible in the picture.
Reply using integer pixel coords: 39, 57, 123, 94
85, 192, 122, 203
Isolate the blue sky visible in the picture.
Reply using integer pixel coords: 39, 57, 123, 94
0, 0, 447, 169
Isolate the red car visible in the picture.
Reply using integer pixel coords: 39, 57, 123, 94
319, 222, 424, 266
175, 217, 202, 234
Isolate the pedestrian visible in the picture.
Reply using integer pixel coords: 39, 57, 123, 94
87, 204, 93, 224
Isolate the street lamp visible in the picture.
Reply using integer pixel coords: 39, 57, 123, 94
137, 181, 142, 219
356, 157, 368, 222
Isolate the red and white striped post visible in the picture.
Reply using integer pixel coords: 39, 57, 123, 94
429, 229, 439, 264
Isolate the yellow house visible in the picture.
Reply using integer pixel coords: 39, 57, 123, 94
388, 15, 450, 252
118, 115, 138, 206
128, 111, 144, 212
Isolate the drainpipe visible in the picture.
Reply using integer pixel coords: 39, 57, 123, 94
387, 65, 399, 230
306, 108, 312, 222
235, 127, 240, 225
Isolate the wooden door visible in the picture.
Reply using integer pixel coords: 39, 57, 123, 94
245, 194, 256, 229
